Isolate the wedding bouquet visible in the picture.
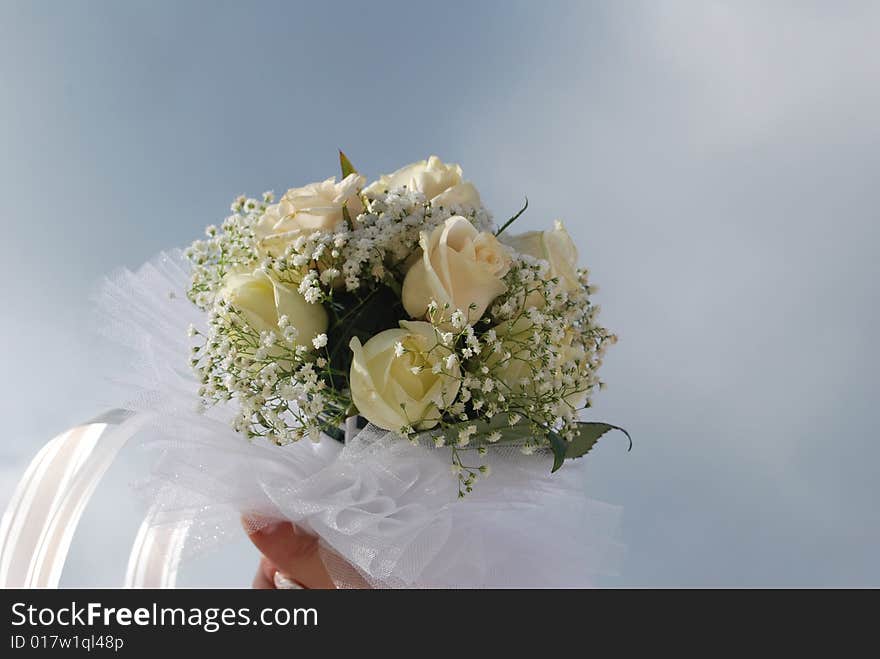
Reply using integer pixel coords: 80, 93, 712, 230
98, 154, 627, 587
186, 153, 627, 493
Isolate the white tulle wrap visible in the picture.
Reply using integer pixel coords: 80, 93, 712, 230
95, 251, 624, 588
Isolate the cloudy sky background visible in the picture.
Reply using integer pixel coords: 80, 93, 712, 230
1, 0, 877, 586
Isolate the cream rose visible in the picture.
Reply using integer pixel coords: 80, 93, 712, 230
363, 155, 481, 209
349, 321, 461, 431
402, 216, 511, 322
220, 270, 328, 346
255, 173, 365, 255
489, 318, 589, 410
485, 317, 534, 388
431, 181, 482, 210
558, 331, 590, 410
501, 220, 581, 294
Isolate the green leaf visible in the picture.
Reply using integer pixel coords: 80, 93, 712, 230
341, 203, 353, 229
547, 430, 568, 473
325, 285, 404, 388
339, 150, 357, 178
547, 423, 631, 474
565, 422, 632, 460
382, 273, 402, 297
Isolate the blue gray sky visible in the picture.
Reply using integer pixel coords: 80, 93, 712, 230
1, 1, 878, 586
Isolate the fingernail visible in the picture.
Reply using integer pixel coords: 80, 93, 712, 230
273, 571, 305, 590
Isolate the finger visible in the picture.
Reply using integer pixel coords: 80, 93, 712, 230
259, 556, 277, 585
253, 556, 277, 589
243, 519, 336, 590
252, 557, 275, 589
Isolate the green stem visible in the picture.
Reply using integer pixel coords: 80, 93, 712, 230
495, 197, 529, 236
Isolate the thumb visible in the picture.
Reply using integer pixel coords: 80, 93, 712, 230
242, 518, 336, 590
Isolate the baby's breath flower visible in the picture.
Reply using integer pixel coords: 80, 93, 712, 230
185, 172, 614, 496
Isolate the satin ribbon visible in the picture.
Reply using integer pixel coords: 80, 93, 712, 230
0, 413, 365, 588
0, 409, 190, 588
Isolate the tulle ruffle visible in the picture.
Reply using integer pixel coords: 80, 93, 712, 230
95, 251, 624, 587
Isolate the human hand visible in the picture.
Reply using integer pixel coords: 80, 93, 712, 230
244, 519, 336, 589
